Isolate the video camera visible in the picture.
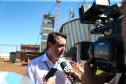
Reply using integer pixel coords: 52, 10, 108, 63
79, 0, 125, 72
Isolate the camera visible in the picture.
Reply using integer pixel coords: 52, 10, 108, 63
79, 0, 125, 72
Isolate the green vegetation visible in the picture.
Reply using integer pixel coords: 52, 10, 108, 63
96, 69, 103, 75
75, 69, 103, 75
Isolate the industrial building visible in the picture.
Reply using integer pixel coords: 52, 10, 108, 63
10, 45, 43, 65
41, 13, 55, 52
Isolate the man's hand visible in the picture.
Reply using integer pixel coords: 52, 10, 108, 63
81, 59, 112, 84
46, 76, 56, 84
42, 75, 56, 84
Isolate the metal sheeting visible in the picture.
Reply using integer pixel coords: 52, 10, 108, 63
42, 35, 48, 40
41, 42, 47, 46
10, 52, 16, 62
43, 29, 54, 34
41, 14, 54, 48
60, 18, 101, 53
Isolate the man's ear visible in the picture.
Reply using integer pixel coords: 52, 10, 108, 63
48, 42, 52, 49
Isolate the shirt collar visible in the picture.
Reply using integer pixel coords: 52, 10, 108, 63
41, 51, 66, 63
41, 51, 49, 62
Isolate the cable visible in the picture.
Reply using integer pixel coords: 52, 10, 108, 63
63, 1, 82, 23
37, 1, 57, 45
37, 2, 57, 44
73, 1, 82, 12
36, 28, 41, 45
110, 1, 114, 5
37, 14, 44, 45
49, 2, 57, 14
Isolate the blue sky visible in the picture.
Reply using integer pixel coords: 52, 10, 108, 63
0, 0, 121, 54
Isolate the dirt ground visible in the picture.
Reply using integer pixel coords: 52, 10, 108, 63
0, 61, 82, 84
0, 61, 27, 76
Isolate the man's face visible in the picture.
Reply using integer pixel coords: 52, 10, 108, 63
51, 36, 66, 58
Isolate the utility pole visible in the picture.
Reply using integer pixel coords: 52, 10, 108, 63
56, 0, 61, 32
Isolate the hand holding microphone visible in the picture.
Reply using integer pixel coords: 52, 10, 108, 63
60, 61, 78, 84
44, 68, 58, 82
43, 75, 56, 84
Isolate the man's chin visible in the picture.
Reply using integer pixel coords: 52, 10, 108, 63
60, 54, 65, 57
57, 54, 64, 58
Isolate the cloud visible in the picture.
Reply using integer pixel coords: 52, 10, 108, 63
1, 53, 10, 57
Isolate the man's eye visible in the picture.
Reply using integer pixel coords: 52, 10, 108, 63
59, 45, 63, 47
58, 45, 65, 48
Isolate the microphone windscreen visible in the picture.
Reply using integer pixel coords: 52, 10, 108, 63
60, 61, 78, 84
60, 61, 67, 69
60, 61, 71, 76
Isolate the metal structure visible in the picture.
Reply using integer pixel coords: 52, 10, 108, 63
41, 14, 55, 52
40, 14, 45, 43
69, 8, 73, 20
56, 0, 61, 32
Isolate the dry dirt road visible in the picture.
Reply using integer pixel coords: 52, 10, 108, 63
0, 61, 27, 76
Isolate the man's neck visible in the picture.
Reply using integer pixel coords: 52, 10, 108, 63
46, 51, 58, 64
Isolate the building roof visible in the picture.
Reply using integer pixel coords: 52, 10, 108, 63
44, 13, 55, 17
21, 44, 45, 48
59, 18, 79, 32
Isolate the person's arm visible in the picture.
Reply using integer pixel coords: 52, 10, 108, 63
81, 59, 112, 84
25, 63, 36, 83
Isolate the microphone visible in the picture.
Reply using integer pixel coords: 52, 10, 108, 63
44, 68, 58, 81
60, 61, 78, 84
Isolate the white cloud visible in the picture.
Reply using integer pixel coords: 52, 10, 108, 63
0, 53, 10, 57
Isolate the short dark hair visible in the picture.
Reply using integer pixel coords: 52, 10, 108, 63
47, 32, 67, 50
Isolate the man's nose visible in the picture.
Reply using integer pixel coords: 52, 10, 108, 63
62, 46, 65, 51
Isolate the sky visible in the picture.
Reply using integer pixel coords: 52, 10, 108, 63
0, 0, 121, 54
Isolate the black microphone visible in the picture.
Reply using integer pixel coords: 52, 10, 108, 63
44, 68, 58, 81
60, 61, 78, 84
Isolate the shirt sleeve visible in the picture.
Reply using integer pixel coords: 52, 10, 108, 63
25, 63, 36, 83
21, 75, 35, 84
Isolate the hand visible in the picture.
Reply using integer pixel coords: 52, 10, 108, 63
46, 76, 56, 84
42, 75, 47, 84
42, 75, 56, 84
81, 59, 112, 84
67, 71, 82, 82
70, 61, 84, 74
